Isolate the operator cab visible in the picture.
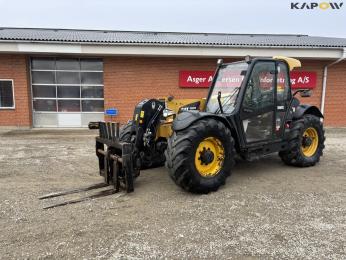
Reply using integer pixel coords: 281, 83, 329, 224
206, 56, 300, 148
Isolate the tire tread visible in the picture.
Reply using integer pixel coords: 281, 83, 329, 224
165, 118, 235, 193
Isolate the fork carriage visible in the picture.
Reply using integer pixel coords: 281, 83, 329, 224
94, 121, 137, 193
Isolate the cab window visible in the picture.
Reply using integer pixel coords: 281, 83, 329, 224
243, 61, 275, 110
276, 62, 291, 104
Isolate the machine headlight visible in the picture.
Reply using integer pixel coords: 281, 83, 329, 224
163, 109, 175, 118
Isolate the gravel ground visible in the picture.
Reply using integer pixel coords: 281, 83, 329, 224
0, 128, 345, 259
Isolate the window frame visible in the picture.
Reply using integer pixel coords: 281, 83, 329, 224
0, 79, 15, 109
276, 61, 292, 104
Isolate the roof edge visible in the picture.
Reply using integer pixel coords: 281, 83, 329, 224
0, 26, 311, 38
0, 39, 344, 49
0, 41, 343, 59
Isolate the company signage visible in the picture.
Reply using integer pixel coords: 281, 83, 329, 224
179, 71, 214, 88
179, 71, 317, 89
290, 2, 343, 10
290, 71, 317, 89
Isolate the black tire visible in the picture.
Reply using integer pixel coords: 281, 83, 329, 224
119, 120, 165, 169
279, 114, 325, 167
119, 120, 133, 142
165, 118, 235, 194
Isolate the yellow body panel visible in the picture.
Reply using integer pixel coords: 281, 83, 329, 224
156, 121, 173, 138
164, 98, 206, 113
155, 97, 206, 139
273, 56, 301, 71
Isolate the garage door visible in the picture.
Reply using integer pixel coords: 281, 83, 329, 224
30, 57, 104, 127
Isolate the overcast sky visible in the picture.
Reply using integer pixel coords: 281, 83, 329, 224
0, 0, 345, 37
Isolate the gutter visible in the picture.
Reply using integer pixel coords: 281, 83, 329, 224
321, 48, 346, 114
0, 39, 345, 49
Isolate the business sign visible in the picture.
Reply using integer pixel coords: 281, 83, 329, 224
179, 71, 214, 88
179, 70, 317, 89
290, 71, 317, 89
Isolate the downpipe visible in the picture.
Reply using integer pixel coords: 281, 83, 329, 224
321, 48, 346, 114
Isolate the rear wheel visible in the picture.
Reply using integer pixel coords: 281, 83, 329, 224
279, 114, 325, 167
165, 118, 235, 193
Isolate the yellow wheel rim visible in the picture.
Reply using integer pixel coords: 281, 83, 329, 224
194, 137, 225, 177
301, 127, 319, 157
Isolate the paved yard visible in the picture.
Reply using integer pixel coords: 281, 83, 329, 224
0, 128, 345, 259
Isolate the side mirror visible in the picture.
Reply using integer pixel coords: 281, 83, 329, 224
300, 90, 312, 97
293, 89, 312, 98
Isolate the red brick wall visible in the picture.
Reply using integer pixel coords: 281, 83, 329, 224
104, 57, 214, 123
294, 60, 346, 127
324, 61, 346, 127
294, 59, 326, 109
0, 54, 31, 127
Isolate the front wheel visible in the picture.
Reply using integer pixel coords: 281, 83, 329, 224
119, 120, 134, 143
165, 118, 235, 194
119, 120, 165, 169
279, 114, 325, 167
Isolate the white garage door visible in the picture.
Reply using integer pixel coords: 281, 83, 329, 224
30, 57, 104, 127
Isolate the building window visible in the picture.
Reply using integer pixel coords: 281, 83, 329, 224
0, 80, 15, 109
30, 57, 104, 112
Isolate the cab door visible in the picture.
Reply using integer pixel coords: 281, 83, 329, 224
274, 61, 292, 140
240, 61, 276, 143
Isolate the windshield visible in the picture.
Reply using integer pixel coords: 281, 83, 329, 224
206, 62, 248, 113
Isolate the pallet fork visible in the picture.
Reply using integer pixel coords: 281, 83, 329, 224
39, 121, 136, 209
95, 121, 136, 193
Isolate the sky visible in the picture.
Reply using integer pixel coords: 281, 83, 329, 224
0, 0, 345, 37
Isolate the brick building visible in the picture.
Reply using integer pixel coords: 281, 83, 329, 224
0, 28, 345, 128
